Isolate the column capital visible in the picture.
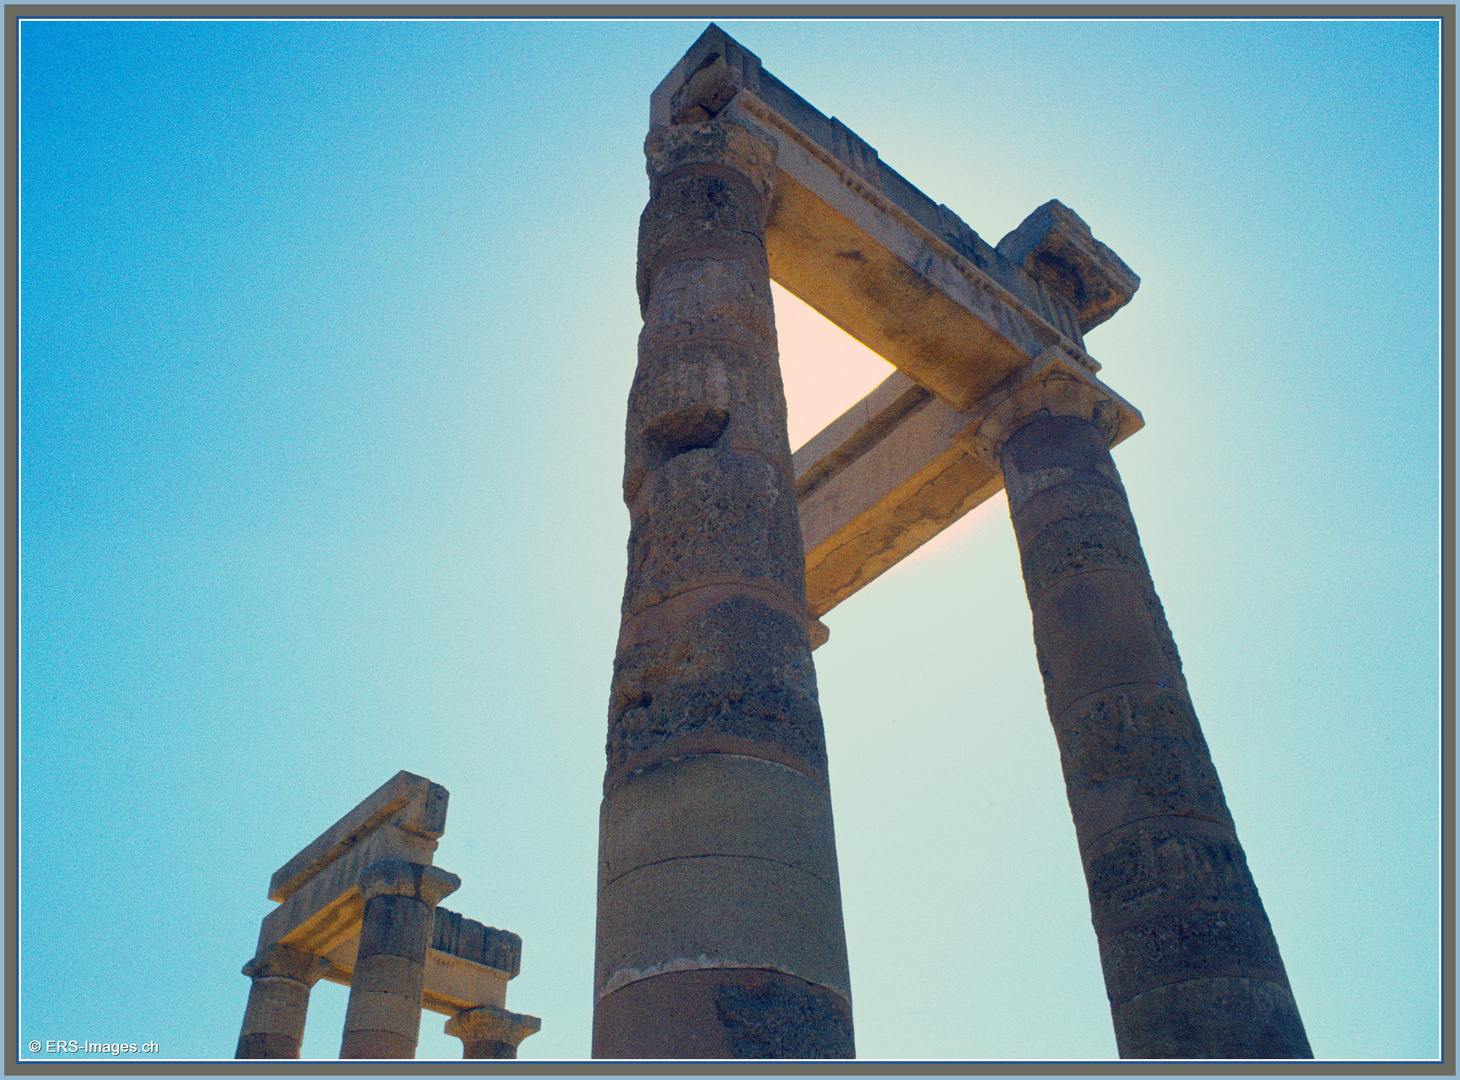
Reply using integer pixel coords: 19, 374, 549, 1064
965, 344, 1144, 469
241, 943, 331, 987
358, 859, 461, 907
445, 1003, 542, 1050
644, 119, 777, 202
995, 200, 1141, 335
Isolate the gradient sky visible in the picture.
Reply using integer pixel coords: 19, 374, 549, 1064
14, 16, 1443, 1064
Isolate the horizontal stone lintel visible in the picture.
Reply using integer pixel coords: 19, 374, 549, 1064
722, 95, 1124, 408
795, 355, 1141, 621
319, 937, 513, 1016
655, 26, 1135, 362
258, 827, 438, 956
269, 771, 449, 903
303, 904, 521, 1016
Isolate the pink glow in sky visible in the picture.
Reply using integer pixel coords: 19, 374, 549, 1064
771, 281, 893, 450
772, 280, 1001, 568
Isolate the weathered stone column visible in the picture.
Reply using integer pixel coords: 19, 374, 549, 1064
593, 119, 854, 1059
339, 860, 460, 1059
235, 944, 331, 1058
445, 1004, 541, 1058
971, 351, 1312, 1058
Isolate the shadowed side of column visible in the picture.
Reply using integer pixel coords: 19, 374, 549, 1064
235, 945, 331, 1058
593, 119, 853, 1059
339, 861, 459, 1059
997, 410, 1311, 1059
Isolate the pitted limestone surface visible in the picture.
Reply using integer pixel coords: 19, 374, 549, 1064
1029, 573, 1176, 715
1018, 512, 1150, 603
638, 172, 768, 301
236, 1033, 299, 1058
1084, 823, 1256, 926
639, 257, 776, 355
432, 908, 521, 977
642, 402, 731, 458
713, 978, 855, 1059
239, 978, 310, 1038
1000, 415, 1126, 512
349, 953, 423, 997
607, 595, 825, 781
357, 894, 435, 961
243, 945, 331, 985
1012, 481, 1140, 547
643, 121, 777, 200
342, 988, 423, 1034
339, 1029, 414, 1059
622, 449, 805, 618
1136, 582, 1185, 679
1114, 976, 1311, 1058
598, 753, 841, 890
595, 854, 851, 1001
1099, 905, 1288, 1007
1054, 688, 1231, 843
625, 338, 790, 503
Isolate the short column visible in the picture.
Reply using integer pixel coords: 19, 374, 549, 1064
235, 944, 331, 1058
972, 353, 1312, 1058
339, 860, 460, 1059
445, 1004, 542, 1058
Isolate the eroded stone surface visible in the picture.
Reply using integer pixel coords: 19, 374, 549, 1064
339, 863, 453, 1059
1113, 976, 1311, 1058
608, 595, 825, 783
446, 1004, 542, 1059
622, 451, 804, 618
714, 979, 855, 1059
593, 968, 853, 1059
599, 753, 840, 890
995, 200, 1140, 334
595, 853, 852, 1002
1054, 688, 1230, 847
626, 337, 789, 503
1019, 511, 1149, 601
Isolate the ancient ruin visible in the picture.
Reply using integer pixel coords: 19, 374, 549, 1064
594, 25, 1312, 1059
235, 771, 539, 1060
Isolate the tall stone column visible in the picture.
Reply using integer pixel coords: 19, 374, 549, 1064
339, 860, 460, 1059
235, 944, 331, 1058
971, 353, 1312, 1058
593, 120, 854, 1059
445, 1004, 541, 1058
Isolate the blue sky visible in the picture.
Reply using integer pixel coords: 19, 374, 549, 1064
14, 16, 1443, 1063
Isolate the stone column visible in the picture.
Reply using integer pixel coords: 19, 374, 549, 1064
593, 119, 854, 1059
971, 354, 1312, 1058
445, 1004, 541, 1058
339, 860, 460, 1059
235, 944, 331, 1058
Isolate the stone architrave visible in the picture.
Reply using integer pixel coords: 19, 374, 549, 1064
594, 116, 854, 1058
256, 771, 448, 960
235, 945, 331, 1059
965, 351, 1313, 1058
339, 860, 461, 1059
